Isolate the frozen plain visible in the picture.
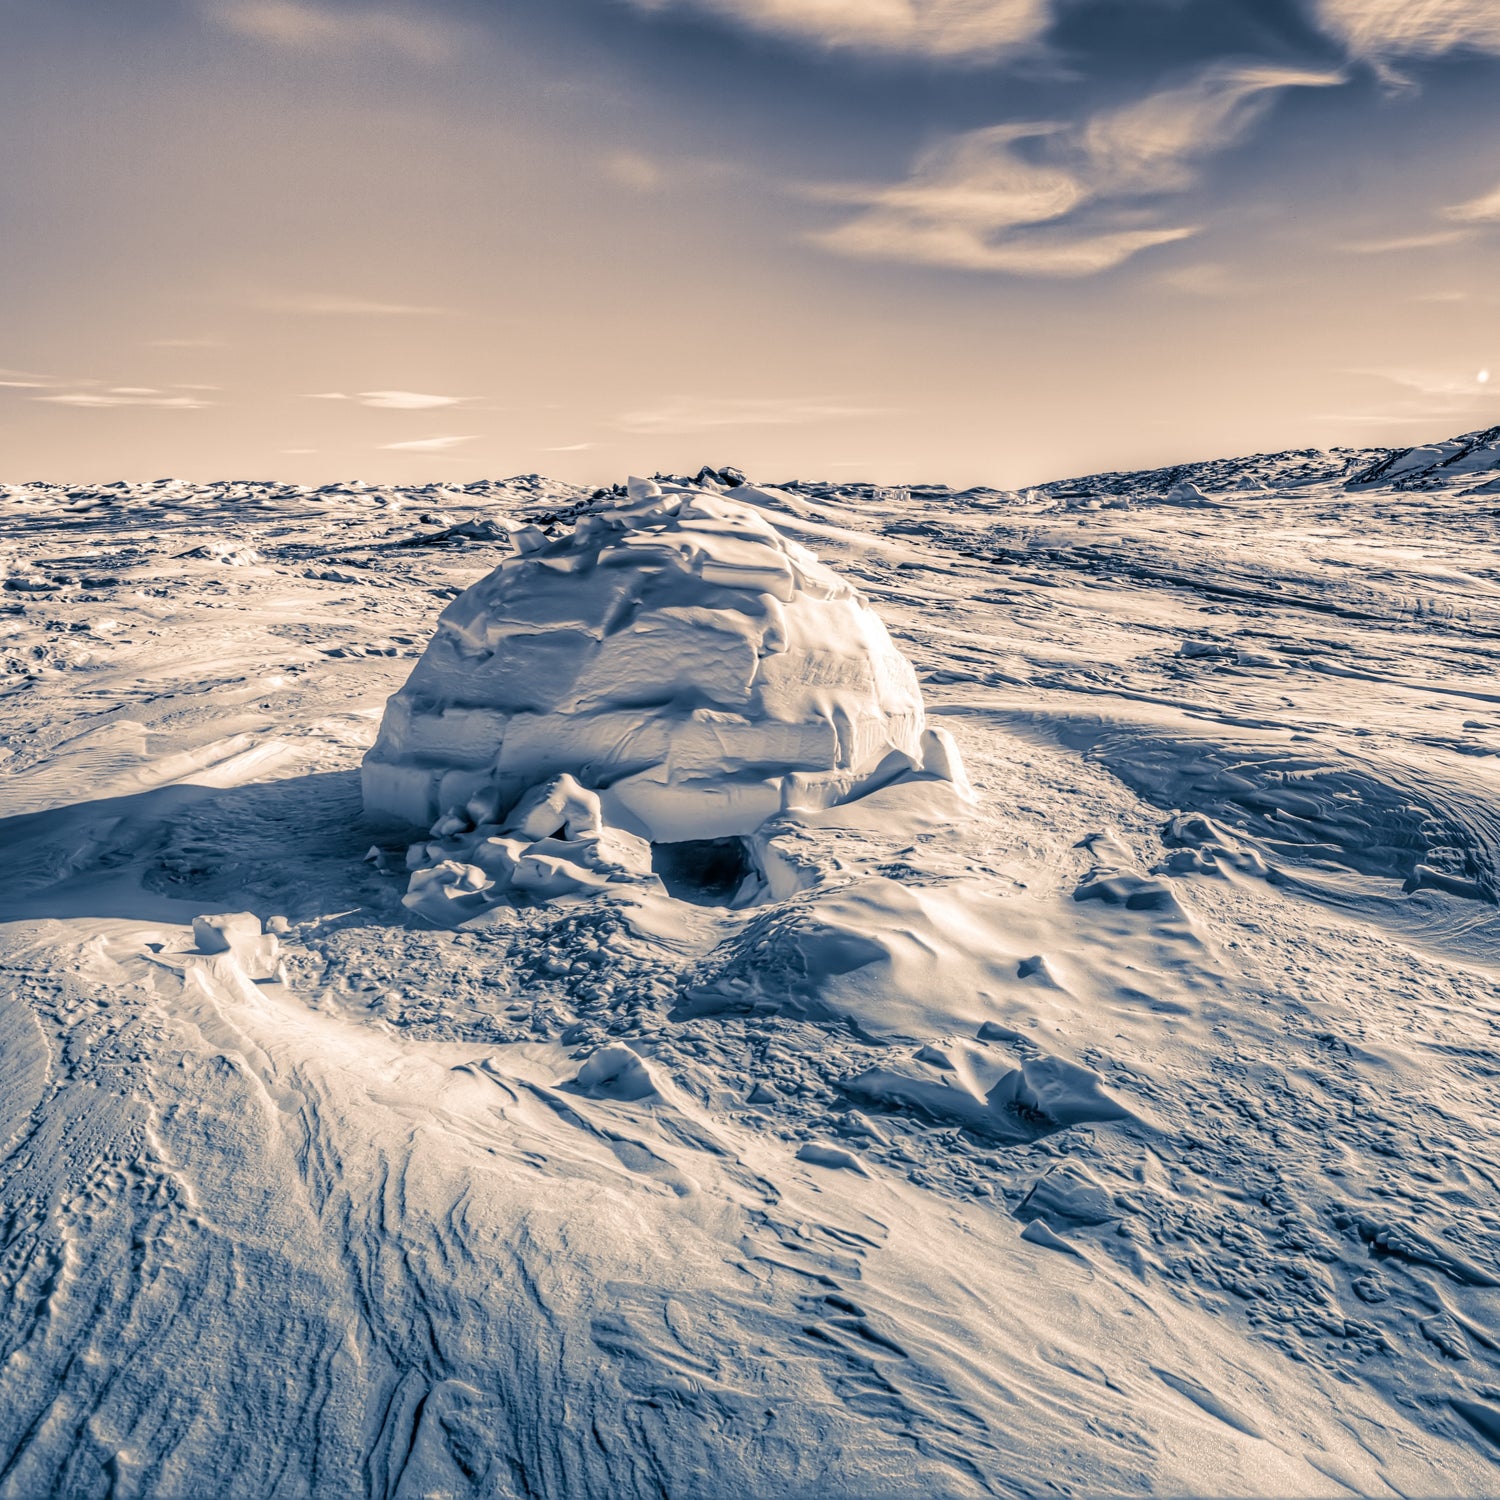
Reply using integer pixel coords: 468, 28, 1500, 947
3, 427, 1500, 1498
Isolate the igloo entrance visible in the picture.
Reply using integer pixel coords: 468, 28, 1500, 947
649, 836, 760, 907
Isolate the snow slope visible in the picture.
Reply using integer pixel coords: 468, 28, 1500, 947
3, 436, 1500, 1497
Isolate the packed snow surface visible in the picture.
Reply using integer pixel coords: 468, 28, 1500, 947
4, 430, 1500, 1497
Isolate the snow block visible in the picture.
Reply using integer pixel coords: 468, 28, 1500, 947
191, 912, 280, 980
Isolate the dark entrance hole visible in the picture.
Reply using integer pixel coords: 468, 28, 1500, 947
650, 837, 758, 906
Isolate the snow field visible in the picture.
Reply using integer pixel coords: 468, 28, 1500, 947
2, 429, 1500, 1495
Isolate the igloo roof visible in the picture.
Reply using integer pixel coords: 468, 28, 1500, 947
362, 477, 957, 844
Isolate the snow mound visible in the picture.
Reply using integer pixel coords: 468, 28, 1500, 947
364, 477, 964, 849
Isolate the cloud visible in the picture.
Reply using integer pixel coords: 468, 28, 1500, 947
1312, 0, 1500, 59
1353, 366, 1496, 401
1081, 65, 1345, 194
204, 0, 456, 62
810, 65, 1339, 277
614, 396, 883, 434
1343, 229, 1472, 252
35, 390, 212, 409
540, 442, 597, 452
1326, 365, 1498, 427
0, 367, 63, 389
1311, 410, 1474, 426
1157, 261, 1247, 296
379, 435, 478, 452
622, 0, 1053, 60
259, 293, 449, 316
1445, 180, 1500, 224
603, 152, 665, 193
308, 390, 470, 409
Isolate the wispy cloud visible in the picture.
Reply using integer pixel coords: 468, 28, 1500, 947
540, 442, 597, 452
1353, 366, 1495, 401
1445, 180, 1500, 224
259, 293, 449, 316
623, 0, 1053, 61
35, 388, 212, 409
614, 396, 883, 434
1157, 261, 1249, 296
1082, 65, 1345, 193
1328, 365, 1498, 428
810, 64, 1341, 277
1343, 229, 1472, 252
380, 435, 478, 452
0, 367, 63, 390
308, 390, 471, 409
204, 0, 457, 62
1313, 0, 1500, 60
602, 151, 665, 192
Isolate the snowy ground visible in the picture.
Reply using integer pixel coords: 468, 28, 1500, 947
3, 433, 1500, 1497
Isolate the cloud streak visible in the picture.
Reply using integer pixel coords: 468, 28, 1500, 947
1445, 180, 1500, 224
379, 434, 478, 452
204, 0, 456, 62
1312, 0, 1500, 60
1343, 229, 1472, 252
623, 0, 1053, 60
259, 293, 449, 316
35, 388, 212, 409
615, 396, 883, 434
309, 390, 471, 409
0, 367, 64, 390
810, 64, 1341, 277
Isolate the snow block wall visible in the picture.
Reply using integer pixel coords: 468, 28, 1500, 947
362, 477, 963, 850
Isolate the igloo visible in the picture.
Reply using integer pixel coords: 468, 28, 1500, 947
363, 477, 966, 909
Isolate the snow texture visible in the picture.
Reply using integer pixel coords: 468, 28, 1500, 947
5, 435, 1500, 1498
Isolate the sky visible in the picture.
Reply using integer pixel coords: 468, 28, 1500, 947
1, 0, 1498, 488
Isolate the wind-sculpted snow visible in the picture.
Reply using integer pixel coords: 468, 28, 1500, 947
5, 435, 1500, 1496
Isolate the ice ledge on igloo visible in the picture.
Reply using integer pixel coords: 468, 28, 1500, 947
363, 474, 970, 878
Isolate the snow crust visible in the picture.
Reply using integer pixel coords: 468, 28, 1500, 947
8, 436, 1500, 1498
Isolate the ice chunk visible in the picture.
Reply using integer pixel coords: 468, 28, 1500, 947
506, 773, 603, 841
574, 1043, 658, 1101
401, 774, 657, 921
191, 912, 281, 980
192, 912, 261, 954
402, 861, 493, 922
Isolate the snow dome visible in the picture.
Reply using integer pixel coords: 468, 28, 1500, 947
363, 476, 966, 910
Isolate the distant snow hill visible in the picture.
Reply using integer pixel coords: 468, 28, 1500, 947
1029, 422, 1500, 501
749, 422, 1500, 517
1346, 422, 1500, 491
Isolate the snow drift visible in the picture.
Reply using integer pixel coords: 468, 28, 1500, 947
363, 476, 966, 909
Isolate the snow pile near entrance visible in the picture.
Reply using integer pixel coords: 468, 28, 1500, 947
365, 476, 965, 912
